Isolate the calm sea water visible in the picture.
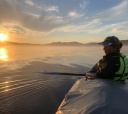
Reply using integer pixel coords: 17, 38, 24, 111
0, 45, 128, 114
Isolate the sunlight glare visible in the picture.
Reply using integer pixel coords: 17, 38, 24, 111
0, 48, 8, 61
0, 33, 7, 41
4, 81, 9, 84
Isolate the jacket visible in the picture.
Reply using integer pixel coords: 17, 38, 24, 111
88, 50, 128, 81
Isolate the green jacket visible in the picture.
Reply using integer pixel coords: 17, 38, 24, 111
114, 53, 128, 81
96, 51, 128, 81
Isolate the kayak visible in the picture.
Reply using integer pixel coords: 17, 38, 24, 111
56, 78, 128, 114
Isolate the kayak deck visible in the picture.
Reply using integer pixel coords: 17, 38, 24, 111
56, 78, 128, 114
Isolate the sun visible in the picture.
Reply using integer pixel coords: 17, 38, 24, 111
0, 33, 7, 41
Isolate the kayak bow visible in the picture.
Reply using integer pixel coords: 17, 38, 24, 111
56, 79, 128, 114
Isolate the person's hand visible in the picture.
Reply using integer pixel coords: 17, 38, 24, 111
86, 72, 96, 79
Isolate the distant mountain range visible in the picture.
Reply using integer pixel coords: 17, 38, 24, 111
120, 40, 128, 45
48, 42, 85, 46
48, 41, 103, 46
0, 41, 37, 45
0, 40, 128, 46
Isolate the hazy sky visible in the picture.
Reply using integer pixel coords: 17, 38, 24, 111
0, 0, 128, 44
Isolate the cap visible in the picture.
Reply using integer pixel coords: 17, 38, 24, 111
100, 36, 120, 46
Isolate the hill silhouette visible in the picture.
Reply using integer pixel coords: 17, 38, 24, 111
0, 40, 128, 46
0, 41, 37, 46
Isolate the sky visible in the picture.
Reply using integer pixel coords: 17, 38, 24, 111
0, 0, 128, 44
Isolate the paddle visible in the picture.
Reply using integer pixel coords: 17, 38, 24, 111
36, 72, 96, 81
36, 72, 86, 76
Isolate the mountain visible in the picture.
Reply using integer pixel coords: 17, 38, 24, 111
0, 40, 128, 46
0, 41, 38, 45
46, 40, 128, 46
120, 40, 128, 45
48, 42, 84, 46
84, 42, 99, 46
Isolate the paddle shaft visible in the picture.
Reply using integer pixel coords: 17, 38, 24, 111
60, 73, 85, 76
36, 72, 86, 76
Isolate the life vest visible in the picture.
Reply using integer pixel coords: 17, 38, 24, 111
114, 53, 128, 81
97, 53, 128, 81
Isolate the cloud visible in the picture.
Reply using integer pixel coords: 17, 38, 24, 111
1, 0, 127, 40
1, 23, 26, 37
71, 0, 128, 35
96, 0, 128, 20
47, 6, 59, 12
0, 0, 21, 23
59, 19, 102, 32
0, 0, 64, 32
25, 0, 34, 6
19, 13, 64, 31
67, 11, 84, 19
82, 21, 128, 35
12, 25, 26, 33
58, 18, 128, 36
110, 21, 128, 35
80, 1, 89, 10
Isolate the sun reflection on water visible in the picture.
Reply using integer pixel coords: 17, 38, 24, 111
4, 81, 9, 92
0, 48, 8, 61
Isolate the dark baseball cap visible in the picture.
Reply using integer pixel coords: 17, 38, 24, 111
100, 36, 120, 46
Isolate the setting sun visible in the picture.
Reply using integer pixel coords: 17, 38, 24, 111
0, 33, 7, 41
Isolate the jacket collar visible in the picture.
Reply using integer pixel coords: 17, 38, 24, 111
103, 50, 120, 58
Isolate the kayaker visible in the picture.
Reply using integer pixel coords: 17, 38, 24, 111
86, 36, 128, 81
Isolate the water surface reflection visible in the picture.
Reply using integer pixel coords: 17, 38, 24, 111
0, 48, 8, 61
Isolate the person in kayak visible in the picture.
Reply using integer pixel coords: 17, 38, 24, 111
86, 36, 128, 81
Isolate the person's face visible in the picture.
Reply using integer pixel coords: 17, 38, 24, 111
103, 45, 117, 55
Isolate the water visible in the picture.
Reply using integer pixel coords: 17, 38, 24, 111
0, 45, 127, 114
